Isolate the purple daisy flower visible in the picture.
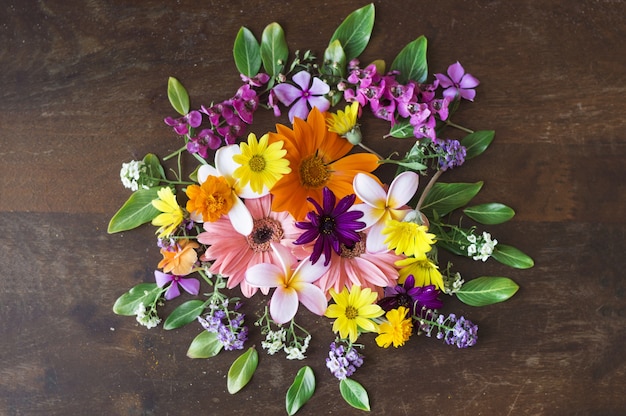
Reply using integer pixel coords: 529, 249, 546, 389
294, 187, 365, 266
378, 274, 443, 316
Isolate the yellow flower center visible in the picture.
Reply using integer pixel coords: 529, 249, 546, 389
248, 155, 266, 172
344, 306, 358, 319
299, 155, 330, 188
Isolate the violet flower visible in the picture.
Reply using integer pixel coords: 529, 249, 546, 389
294, 187, 365, 266
273, 70, 330, 122
435, 61, 480, 102
154, 270, 200, 300
164, 110, 202, 136
378, 274, 443, 316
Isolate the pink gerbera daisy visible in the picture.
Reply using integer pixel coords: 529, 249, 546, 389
315, 232, 404, 299
197, 194, 302, 297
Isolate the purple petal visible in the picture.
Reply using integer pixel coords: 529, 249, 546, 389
178, 277, 200, 296
447, 61, 465, 84
333, 193, 356, 214
434, 73, 453, 89
459, 73, 480, 89
291, 71, 312, 90
322, 187, 336, 213
306, 95, 331, 113
309, 76, 331, 95
288, 98, 310, 122
273, 83, 302, 107
187, 111, 203, 128
459, 88, 476, 101
164, 282, 181, 300
154, 270, 173, 287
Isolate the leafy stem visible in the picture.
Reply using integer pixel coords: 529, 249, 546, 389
445, 119, 474, 134
416, 169, 444, 211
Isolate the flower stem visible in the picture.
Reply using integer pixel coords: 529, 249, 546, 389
416, 169, 444, 211
163, 144, 188, 161
445, 120, 474, 134
358, 142, 383, 160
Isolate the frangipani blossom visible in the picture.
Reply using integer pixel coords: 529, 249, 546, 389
352, 171, 419, 252
245, 242, 328, 324
191, 144, 267, 235
154, 270, 200, 300
273, 70, 330, 122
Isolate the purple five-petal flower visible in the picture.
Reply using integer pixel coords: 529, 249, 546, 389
435, 61, 480, 102
155, 270, 200, 300
273, 70, 330, 122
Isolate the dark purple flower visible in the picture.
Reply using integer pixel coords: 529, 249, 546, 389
294, 187, 365, 266
378, 274, 443, 316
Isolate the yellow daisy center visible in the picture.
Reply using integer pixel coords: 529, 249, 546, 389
299, 155, 330, 188
248, 155, 266, 172
344, 306, 358, 319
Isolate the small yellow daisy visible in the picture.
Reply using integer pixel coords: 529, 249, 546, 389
151, 187, 183, 238
325, 285, 384, 343
395, 254, 444, 290
232, 133, 291, 194
375, 306, 413, 348
382, 218, 436, 257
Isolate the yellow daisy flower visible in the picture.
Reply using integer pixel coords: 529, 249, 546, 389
382, 218, 436, 257
375, 306, 413, 348
326, 101, 359, 137
325, 285, 384, 343
395, 254, 444, 290
232, 133, 291, 194
151, 187, 183, 238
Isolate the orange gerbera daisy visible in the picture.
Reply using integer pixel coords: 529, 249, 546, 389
267, 107, 380, 221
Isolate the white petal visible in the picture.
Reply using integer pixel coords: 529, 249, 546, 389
270, 242, 298, 275
228, 195, 254, 235
293, 256, 329, 284
353, 173, 386, 208
387, 171, 419, 208
352, 203, 383, 229
198, 164, 218, 184
245, 263, 282, 287
364, 221, 389, 253
215, 144, 241, 178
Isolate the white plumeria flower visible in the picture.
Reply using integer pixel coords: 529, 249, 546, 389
195, 144, 267, 235
352, 171, 419, 252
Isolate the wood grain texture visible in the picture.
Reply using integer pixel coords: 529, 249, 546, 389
1, 0, 625, 414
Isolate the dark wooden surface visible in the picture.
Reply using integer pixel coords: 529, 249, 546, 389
2, 1, 625, 415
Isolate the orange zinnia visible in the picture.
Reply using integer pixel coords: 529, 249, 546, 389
268, 107, 380, 221
158, 239, 199, 276
185, 175, 234, 222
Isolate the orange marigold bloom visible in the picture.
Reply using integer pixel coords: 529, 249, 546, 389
268, 107, 380, 221
158, 239, 199, 276
185, 175, 234, 222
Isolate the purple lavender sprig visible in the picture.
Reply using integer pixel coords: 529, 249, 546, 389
198, 297, 248, 351
326, 340, 364, 380
416, 311, 478, 348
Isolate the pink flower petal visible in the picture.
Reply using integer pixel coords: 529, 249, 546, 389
270, 286, 299, 324
387, 171, 419, 208
273, 82, 301, 106
270, 242, 298, 275
434, 73, 453, 88
291, 70, 312, 90
178, 278, 200, 295
295, 283, 327, 316
245, 262, 283, 287
447, 61, 465, 83
293, 255, 329, 283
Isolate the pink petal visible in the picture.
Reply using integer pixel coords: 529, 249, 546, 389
306, 95, 330, 113
295, 283, 328, 316
273, 83, 301, 106
352, 257, 389, 287
293, 256, 330, 283
288, 98, 310, 122
178, 278, 200, 295
353, 173, 386, 207
270, 286, 299, 324
270, 242, 298, 275
154, 270, 173, 287
228, 195, 254, 235
291, 70, 312, 90
447, 61, 465, 84
434, 73, 453, 88
387, 171, 419, 208
245, 262, 283, 287
309, 76, 330, 95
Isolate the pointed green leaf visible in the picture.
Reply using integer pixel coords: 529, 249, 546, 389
167, 77, 190, 115
464, 203, 515, 225
462, 130, 495, 159
107, 187, 161, 233
286, 366, 315, 415
390, 36, 428, 84
113, 283, 161, 316
322, 39, 347, 78
187, 331, 224, 359
163, 300, 205, 330
421, 182, 483, 218
227, 347, 258, 394
339, 378, 370, 411
142, 153, 166, 184
388, 119, 414, 138
456, 276, 519, 306
261, 22, 288, 77
385, 159, 428, 172
329, 3, 375, 62
233, 26, 262, 77
492, 244, 534, 269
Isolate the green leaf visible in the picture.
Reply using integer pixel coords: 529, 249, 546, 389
233, 26, 262, 77
385, 159, 427, 172
492, 244, 535, 269
390, 36, 428, 84
339, 378, 370, 411
163, 300, 205, 330
142, 153, 166, 186
420, 182, 483, 218
329, 3, 375, 62
286, 366, 316, 415
227, 347, 259, 394
261, 22, 288, 77
462, 130, 495, 159
322, 39, 347, 78
112, 283, 161, 316
187, 331, 224, 359
388, 119, 414, 139
464, 203, 515, 225
456, 276, 519, 306
107, 187, 161, 233
167, 77, 190, 115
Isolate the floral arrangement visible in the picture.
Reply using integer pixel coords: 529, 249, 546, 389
110, 4, 533, 413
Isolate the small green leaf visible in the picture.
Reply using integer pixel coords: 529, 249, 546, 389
385, 159, 428, 172
462, 130, 495, 159
329, 3, 375, 62
421, 182, 483, 218
142, 153, 166, 186
286, 366, 315, 415
322, 39, 347, 78
167, 77, 190, 115
492, 244, 535, 269
390, 36, 428, 84
163, 300, 205, 330
261, 22, 288, 77
387, 119, 414, 138
233, 26, 262, 77
107, 187, 161, 233
187, 331, 224, 359
339, 378, 370, 411
113, 283, 161, 316
464, 203, 515, 225
456, 276, 519, 306
227, 347, 259, 394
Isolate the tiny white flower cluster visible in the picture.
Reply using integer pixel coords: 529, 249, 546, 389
134, 302, 161, 329
261, 329, 311, 360
466, 231, 498, 261
443, 271, 464, 295
120, 160, 148, 191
